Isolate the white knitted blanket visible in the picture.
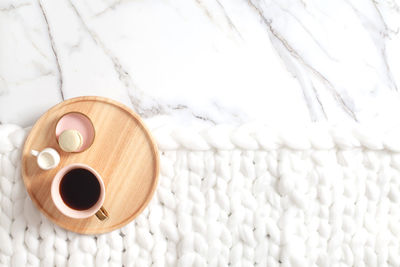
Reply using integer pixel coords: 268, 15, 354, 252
1, 123, 400, 267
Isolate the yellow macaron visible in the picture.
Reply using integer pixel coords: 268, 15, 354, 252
58, 129, 83, 152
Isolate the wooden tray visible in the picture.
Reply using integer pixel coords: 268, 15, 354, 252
21, 96, 159, 234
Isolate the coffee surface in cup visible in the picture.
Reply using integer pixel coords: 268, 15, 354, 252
60, 168, 100, 210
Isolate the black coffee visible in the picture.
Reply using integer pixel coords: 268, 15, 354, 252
60, 168, 100, 210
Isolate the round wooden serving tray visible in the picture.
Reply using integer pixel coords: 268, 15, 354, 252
21, 96, 159, 234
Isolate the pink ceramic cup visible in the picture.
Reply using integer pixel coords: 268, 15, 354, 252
51, 163, 108, 220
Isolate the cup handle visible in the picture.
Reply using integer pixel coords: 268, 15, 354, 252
31, 150, 39, 157
95, 206, 109, 221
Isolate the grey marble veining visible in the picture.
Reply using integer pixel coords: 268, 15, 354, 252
0, 0, 399, 130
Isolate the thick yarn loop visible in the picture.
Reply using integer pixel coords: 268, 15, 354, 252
1, 124, 400, 266
153, 124, 400, 151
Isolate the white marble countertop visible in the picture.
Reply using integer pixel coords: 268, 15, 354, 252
0, 0, 399, 130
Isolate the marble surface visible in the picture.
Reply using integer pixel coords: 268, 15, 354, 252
0, 0, 399, 130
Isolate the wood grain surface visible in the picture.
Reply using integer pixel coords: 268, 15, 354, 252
21, 96, 159, 234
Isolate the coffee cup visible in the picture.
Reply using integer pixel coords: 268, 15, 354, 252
31, 148, 60, 170
51, 163, 108, 220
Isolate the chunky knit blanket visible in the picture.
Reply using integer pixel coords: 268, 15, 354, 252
1, 123, 400, 266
